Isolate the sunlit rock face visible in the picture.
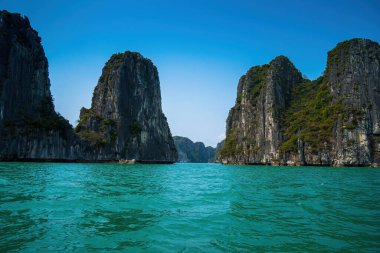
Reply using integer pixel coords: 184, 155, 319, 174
325, 39, 380, 166
76, 52, 177, 162
220, 39, 380, 167
219, 56, 302, 165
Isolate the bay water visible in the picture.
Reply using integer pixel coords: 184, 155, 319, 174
0, 163, 379, 252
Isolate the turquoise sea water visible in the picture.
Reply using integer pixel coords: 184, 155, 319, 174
0, 163, 379, 252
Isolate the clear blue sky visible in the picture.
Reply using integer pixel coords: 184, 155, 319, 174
1, 0, 380, 147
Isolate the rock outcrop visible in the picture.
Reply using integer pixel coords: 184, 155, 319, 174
327, 39, 380, 166
219, 56, 302, 164
0, 10, 81, 160
214, 140, 225, 163
219, 39, 380, 167
0, 11, 177, 163
173, 136, 215, 163
75, 52, 177, 162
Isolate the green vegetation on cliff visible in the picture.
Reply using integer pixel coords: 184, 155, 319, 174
247, 65, 269, 98
78, 131, 107, 146
220, 64, 270, 161
279, 40, 369, 155
75, 109, 117, 146
220, 129, 239, 157
326, 39, 356, 72
129, 122, 142, 135
3, 96, 72, 136
99, 53, 125, 83
3, 113, 71, 136
279, 77, 342, 153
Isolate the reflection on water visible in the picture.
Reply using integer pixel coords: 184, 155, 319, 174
0, 163, 379, 252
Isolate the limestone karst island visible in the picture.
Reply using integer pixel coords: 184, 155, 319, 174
1, 2, 380, 252
219, 42, 380, 167
0, 11, 176, 163
1, 11, 379, 167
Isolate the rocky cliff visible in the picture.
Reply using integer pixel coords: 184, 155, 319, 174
220, 56, 303, 164
0, 11, 177, 163
75, 52, 177, 162
327, 39, 380, 166
219, 39, 380, 167
0, 10, 81, 160
214, 140, 225, 163
173, 136, 215, 163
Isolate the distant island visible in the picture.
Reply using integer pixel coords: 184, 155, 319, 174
173, 136, 224, 163
0, 10, 379, 167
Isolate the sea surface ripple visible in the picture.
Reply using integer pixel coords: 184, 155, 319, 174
0, 163, 379, 252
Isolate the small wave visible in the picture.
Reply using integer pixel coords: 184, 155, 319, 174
0, 178, 9, 185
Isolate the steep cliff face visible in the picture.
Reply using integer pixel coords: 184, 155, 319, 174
0, 10, 80, 160
173, 136, 215, 163
220, 39, 380, 167
280, 39, 380, 166
220, 56, 302, 164
76, 52, 177, 162
326, 39, 380, 166
214, 140, 225, 163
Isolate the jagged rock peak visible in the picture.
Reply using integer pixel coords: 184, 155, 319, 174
269, 55, 293, 65
326, 38, 380, 78
107, 51, 154, 64
98, 51, 155, 82
0, 10, 54, 119
0, 10, 32, 31
329, 38, 379, 55
268, 55, 302, 76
